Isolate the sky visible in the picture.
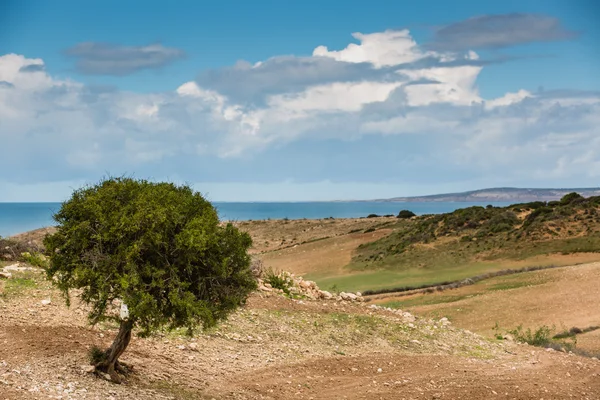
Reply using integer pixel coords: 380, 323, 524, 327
1, 0, 599, 202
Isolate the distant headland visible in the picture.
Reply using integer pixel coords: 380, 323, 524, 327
369, 187, 600, 203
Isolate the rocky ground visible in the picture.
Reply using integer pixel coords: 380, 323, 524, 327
1, 262, 600, 399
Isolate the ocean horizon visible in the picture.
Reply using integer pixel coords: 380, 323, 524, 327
0, 201, 513, 237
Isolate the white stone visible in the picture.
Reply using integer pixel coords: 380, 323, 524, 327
319, 290, 333, 300
41, 299, 51, 306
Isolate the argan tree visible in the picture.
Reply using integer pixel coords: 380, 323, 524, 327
44, 178, 257, 383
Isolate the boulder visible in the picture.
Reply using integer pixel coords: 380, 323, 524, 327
340, 292, 357, 301
0, 271, 12, 279
298, 280, 311, 290
318, 290, 333, 300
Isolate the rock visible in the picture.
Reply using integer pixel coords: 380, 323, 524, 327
258, 284, 273, 292
502, 334, 514, 342
377, 368, 383, 373
318, 290, 333, 300
41, 299, 51, 306
299, 280, 311, 289
340, 292, 357, 301
439, 317, 450, 325
81, 365, 95, 374
188, 342, 199, 351
0, 271, 12, 279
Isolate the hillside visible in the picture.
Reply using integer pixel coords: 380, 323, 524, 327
376, 187, 600, 202
3, 200, 600, 398
344, 193, 600, 290
1, 260, 600, 399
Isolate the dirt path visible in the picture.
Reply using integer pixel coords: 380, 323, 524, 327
230, 352, 600, 399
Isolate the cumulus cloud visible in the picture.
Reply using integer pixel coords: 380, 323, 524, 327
428, 13, 578, 51
0, 26, 599, 200
64, 42, 185, 75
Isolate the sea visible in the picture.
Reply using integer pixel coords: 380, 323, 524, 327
0, 201, 513, 237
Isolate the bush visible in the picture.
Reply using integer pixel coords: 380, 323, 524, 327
507, 325, 576, 351
560, 192, 583, 205
43, 177, 256, 383
264, 268, 293, 295
397, 210, 416, 219
367, 214, 380, 218
20, 251, 48, 268
0, 237, 42, 261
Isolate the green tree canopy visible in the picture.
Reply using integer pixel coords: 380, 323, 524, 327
397, 210, 416, 219
44, 177, 256, 383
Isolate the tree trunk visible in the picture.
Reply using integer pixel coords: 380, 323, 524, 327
96, 319, 134, 383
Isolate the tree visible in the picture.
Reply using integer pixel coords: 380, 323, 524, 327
43, 178, 257, 383
559, 192, 583, 205
397, 210, 416, 219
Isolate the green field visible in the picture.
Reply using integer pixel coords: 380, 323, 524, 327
378, 272, 550, 309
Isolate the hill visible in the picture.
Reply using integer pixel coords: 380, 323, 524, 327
1, 260, 600, 399
339, 193, 600, 291
374, 187, 600, 202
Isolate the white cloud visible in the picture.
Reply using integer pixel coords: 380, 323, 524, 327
313, 30, 425, 67
0, 29, 599, 201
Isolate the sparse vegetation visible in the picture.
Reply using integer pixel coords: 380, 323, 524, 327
349, 194, 600, 291
264, 268, 294, 295
506, 325, 577, 352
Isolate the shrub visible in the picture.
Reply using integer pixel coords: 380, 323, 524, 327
560, 192, 583, 205
367, 214, 380, 218
43, 177, 256, 383
264, 268, 293, 295
0, 237, 42, 261
507, 325, 576, 351
20, 251, 49, 268
397, 210, 416, 219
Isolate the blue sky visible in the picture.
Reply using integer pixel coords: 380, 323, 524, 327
1, 0, 599, 201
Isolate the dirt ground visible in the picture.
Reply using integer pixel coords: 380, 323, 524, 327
4, 221, 600, 399
2, 267, 600, 399
378, 262, 600, 347
260, 229, 393, 277
232, 217, 397, 254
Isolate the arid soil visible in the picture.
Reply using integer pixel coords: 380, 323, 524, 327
1, 265, 600, 399
4, 219, 600, 399
380, 262, 600, 345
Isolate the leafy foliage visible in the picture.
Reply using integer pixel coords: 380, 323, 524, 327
20, 251, 49, 268
44, 177, 257, 337
397, 210, 416, 219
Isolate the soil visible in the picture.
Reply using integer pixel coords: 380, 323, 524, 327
1, 267, 600, 399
